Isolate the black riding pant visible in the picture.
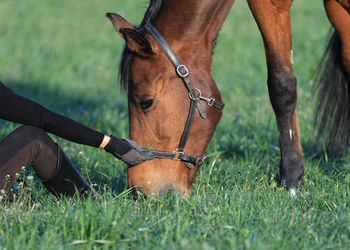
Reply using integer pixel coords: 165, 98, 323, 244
0, 125, 89, 197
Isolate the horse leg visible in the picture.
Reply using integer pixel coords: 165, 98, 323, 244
324, 0, 350, 77
247, 0, 304, 188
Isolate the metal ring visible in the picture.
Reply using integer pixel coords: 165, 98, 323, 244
188, 88, 201, 101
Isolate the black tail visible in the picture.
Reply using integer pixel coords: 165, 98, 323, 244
314, 30, 350, 156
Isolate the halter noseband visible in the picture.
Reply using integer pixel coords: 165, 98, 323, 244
143, 23, 225, 170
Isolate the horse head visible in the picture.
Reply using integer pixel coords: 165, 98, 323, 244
106, 0, 233, 194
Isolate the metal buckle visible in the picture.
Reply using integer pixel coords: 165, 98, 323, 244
197, 158, 205, 166
172, 149, 184, 160
208, 98, 215, 107
196, 155, 207, 166
176, 64, 189, 78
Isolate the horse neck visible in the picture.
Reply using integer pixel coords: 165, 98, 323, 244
152, 0, 234, 45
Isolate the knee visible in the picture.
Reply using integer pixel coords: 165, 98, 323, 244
15, 125, 48, 141
12, 126, 54, 151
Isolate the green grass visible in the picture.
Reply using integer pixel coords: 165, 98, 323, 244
1, 0, 350, 249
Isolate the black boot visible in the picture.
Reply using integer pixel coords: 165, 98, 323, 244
42, 146, 90, 198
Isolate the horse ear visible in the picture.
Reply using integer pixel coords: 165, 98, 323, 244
106, 13, 153, 57
120, 28, 153, 56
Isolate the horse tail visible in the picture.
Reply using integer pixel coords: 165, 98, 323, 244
314, 29, 350, 156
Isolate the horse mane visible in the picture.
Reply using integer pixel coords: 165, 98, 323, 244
119, 0, 162, 92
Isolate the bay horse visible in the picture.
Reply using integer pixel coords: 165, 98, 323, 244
106, 0, 350, 195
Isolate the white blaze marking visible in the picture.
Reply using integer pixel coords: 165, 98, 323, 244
289, 129, 293, 140
290, 50, 294, 64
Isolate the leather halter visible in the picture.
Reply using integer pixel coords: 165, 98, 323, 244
144, 23, 225, 170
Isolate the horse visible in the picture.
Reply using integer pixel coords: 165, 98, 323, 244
106, 0, 350, 195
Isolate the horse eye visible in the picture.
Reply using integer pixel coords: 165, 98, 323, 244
140, 98, 155, 110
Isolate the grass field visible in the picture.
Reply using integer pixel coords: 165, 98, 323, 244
1, 0, 350, 249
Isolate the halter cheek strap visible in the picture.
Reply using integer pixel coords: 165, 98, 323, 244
145, 23, 207, 118
143, 23, 225, 169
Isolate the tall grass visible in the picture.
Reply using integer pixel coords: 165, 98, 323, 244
0, 0, 349, 249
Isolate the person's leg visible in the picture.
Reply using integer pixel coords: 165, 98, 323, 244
42, 146, 90, 198
0, 125, 89, 198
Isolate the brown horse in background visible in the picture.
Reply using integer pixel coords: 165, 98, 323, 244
106, 0, 350, 195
